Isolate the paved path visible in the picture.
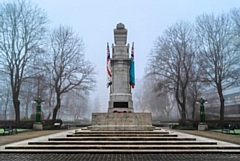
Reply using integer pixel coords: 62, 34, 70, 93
1, 153, 240, 161
0, 128, 240, 161
0, 130, 64, 146
170, 128, 240, 145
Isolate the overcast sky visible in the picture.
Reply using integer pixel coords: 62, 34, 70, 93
2, 0, 240, 111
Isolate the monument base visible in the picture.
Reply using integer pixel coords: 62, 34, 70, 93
89, 113, 154, 131
108, 107, 134, 113
33, 123, 43, 130
198, 124, 208, 131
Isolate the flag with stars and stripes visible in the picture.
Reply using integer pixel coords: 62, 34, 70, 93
106, 43, 112, 88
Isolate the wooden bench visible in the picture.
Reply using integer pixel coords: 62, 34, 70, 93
3, 125, 18, 135
222, 124, 236, 134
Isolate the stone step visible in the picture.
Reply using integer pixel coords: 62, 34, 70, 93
67, 134, 177, 137
74, 131, 167, 134
48, 137, 196, 141
5, 145, 240, 150
28, 141, 217, 145
3, 129, 240, 153
3, 149, 240, 153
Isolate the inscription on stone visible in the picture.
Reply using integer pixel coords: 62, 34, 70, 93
114, 102, 128, 108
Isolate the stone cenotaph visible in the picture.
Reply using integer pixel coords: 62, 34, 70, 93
108, 23, 134, 113
90, 23, 154, 131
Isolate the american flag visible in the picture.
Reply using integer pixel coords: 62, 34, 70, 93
106, 43, 112, 88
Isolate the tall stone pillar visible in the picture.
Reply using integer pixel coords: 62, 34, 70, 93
108, 23, 134, 113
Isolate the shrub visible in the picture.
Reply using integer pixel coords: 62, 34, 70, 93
178, 125, 196, 130
43, 125, 54, 130
20, 121, 34, 129
21, 117, 31, 121
30, 113, 44, 121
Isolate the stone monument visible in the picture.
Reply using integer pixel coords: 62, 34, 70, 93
108, 23, 134, 113
90, 23, 154, 131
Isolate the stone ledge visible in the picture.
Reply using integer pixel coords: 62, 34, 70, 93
88, 125, 155, 131
91, 113, 154, 131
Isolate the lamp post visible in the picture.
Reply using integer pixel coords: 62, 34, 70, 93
34, 96, 44, 123
196, 97, 208, 130
33, 80, 45, 130
197, 97, 207, 123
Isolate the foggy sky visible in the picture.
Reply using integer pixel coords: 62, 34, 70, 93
2, 0, 240, 111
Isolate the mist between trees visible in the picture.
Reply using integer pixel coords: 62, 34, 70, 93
140, 8, 240, 126
0, 0, 96, 126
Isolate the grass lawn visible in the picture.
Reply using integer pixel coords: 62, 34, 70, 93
211, 129, 240, 135
0, 128, 30, 135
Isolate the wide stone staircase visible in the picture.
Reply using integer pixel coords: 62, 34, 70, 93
3, 129, 240, 153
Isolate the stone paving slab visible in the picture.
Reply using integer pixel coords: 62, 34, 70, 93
166, 129, 240, 146
0, 128, 240, 160
0, 129, 65, 146
3, 148, 240, 153
27, 140, 218, 145
1, 153, 240, 161
1, 129, 240, 153
0, 129, 75, 151
170, 128, 240, 145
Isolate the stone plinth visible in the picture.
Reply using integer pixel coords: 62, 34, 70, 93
198, 124, 208, 131
33, 123, 43, 130
89, 113, 154, 131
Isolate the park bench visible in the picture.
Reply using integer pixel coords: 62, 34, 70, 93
53, 122, 61, 129
2, 125, 18, 135
222, 124, 236, 134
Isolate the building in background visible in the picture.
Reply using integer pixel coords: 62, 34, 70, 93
204, 80, 240, 120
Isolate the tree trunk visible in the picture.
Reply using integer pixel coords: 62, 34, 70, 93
4, 100, 8, 120
13, 98, 20, 127
167, 112, 170, 121
4, 109, 7, 120
177, 101, 187, 125
25, 103, 29, 118
219, 92, 225, 127
47, 111, 51, 119
181, 107, 187, 125
52, 107, 58, 124
192, 102, 196, 119
52, 94, 61, 124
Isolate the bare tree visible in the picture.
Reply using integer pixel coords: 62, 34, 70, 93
0, 81, 12, 120
92, 95, 100, 113
231, 8, 240, 50
133, 77, 160, 113
61, 90, 88, 121
19, 80, 34, 118
195, 13, 239, 126
133, 78, 149, 112
162, 93, 174, 121
147, 21, 196, 125
186, 63, 203, 119
151, 82, 175, 121
45, 26, 96, 123
0, 0, 48, 126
